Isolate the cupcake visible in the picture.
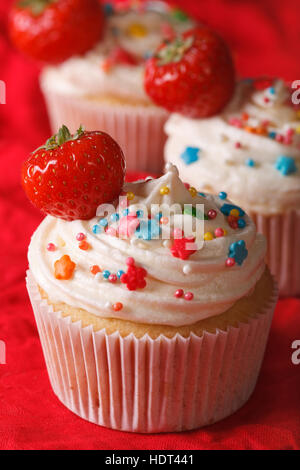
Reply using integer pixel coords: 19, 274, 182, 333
164, 79, 300, 297
23, 126, 277, 432
10, 0, 195, 173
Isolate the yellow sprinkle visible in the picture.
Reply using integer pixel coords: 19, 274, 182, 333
189, 187, 197, 197
223, 229, 228, 236
230, 208, 240, 218
296, 126, 300, 134
296, 111, 300, 119
160, 186, 170, 195
127, 23, 148, 38
126, 191, 135, 201
204, 232, 214, 241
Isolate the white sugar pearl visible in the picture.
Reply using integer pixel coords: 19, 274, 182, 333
183, 264, 192, 275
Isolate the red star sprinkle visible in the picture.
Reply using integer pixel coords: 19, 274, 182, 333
120, 258, 147, 291
170, 236, 197, 260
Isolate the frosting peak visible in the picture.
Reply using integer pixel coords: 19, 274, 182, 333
28, 166, 266, 327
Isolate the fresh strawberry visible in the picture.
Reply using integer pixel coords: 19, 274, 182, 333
22, 125, 126, 221
144, 26, 235, 118
9, 0, 105, 64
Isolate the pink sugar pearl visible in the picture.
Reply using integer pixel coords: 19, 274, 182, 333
47, 243, 56, 251
76, 233, 86, 241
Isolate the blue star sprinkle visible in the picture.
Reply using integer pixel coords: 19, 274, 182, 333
135, 220, 161, 240
228, 240, 248, 266
220, 203, 245, 217
274, 156, 297, 176
180, 147, 200, 165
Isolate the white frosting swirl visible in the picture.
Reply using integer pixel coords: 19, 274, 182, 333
165, 80, 300, 214
28, 165, 266, 326
40, 4, 194, 103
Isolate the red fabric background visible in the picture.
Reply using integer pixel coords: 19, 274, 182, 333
0, 0, 300, 450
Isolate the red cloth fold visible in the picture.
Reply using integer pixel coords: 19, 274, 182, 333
0, 0, 300, 450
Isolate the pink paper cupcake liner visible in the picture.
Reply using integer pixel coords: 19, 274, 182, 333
26, 270, 278, 433
41, 88, 168, 174
250, 210, 300, 297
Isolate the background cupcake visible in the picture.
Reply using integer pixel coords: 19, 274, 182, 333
23, 124, 277, 431
10, 0, 195, 173
164, 79, 300, 297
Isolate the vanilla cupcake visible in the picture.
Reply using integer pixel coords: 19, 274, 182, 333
165, 79, 300, 296
40, 2, 194, 173
26, 163, 277, 432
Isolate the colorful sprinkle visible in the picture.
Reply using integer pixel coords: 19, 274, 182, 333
102, 270, 111, 279
228, 240, 248, 266
47, 243, 56, 251
274, 156, 297, 176
113, 302, 123, 312
180, 147, 200, 165
54, 255, 76, 280
184, 292, 194, 301
135, 219, 161, 240
117, 270, 125, 279
79, 240, 90, 250
245, 158, 255, 167
136, 210, 144, 218
126, 191, 135, 201
226, 257, 236, 268
189, 187, 197, 197
76, 232, 86, 241
92, 224, 102, 234
221, 203, 245, 217
237, 219, 246, 229
160, 186, 170, 195
90, 265, 101, 275
171, 236, 197, 260
230, 208, 240, 218
207, 209, 217, 220
126, 257, 135, 266
204, 232, 214, 241
127, 23, 148, 38
120, 258, 147, 291
110, 213, 120, 222
119, 214, 140, 238
219, 191, 227, 200
214, 227, 225, 238
174, 289, 184, 298
99, 218, 108, 227
108, 274, 118, 283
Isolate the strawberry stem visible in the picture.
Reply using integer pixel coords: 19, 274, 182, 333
18, 0, 57, 16
34, 125, 84, 152
156, 36, 194, 66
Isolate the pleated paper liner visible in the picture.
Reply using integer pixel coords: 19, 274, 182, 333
26, 270, 277, 433
40, 87, 168, 174
249, 210, 300, 297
